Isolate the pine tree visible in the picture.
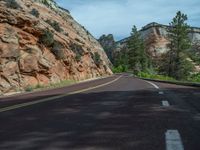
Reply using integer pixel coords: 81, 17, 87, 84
167, 11, 194, 80
128, 26, 148, 74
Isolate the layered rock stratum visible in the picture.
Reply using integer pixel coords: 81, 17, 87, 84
0, 0, 112, 94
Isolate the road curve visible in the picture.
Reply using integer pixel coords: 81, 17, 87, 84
0, 73, 200, 150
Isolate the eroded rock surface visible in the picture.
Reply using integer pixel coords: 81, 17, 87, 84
0, 0, 112, 94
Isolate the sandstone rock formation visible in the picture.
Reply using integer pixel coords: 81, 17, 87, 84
116, 22, 200, 58
0, 0, 112, 94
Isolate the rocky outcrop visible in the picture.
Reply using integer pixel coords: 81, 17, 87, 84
98, 34, 116, 63
116, 22, 200, 58
0, 0, 112, 94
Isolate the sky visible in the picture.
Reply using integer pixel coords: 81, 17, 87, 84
55, 0, 200, 41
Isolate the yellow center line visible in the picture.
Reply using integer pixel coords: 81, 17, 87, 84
0, 76, 122, 113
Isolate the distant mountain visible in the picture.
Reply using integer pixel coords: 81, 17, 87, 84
0, 0, 112, 94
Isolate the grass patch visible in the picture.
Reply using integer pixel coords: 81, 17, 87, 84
137, 72, 175, 81
48, 80, 75, 89
24, 80, 76, 92
136, 72, 200, 83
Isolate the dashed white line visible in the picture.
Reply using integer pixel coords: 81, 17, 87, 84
162, 100, 170, 107
145, 81, 160, 89
159, 91, 164, 95
165, 130, 184, 150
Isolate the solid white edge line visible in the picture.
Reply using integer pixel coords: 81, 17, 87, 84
162, 100, 170, 107
165, 130, 184, 150
145, 81, 160, 89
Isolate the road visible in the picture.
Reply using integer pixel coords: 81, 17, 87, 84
0, 73, 200, 150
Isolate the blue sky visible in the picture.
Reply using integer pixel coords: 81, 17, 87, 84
56, 0, 200, 41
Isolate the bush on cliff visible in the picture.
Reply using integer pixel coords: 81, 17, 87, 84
30, 8, 40, 18
51, 41, 65, 59
6, 0, 21, 9
93, 52, 102, 66
46, 20, 63, 32
39, 29, 54, 47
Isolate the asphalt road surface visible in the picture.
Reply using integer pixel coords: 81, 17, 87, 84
0, 73, 200, 150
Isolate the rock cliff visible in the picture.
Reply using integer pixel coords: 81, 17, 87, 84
98, 34, 116, 63
116, 22, 200, 58
0, 0, 112, 94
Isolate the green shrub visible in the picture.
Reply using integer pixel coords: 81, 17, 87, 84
51, 41, 65, 59
39, 29, 54, 47
69, 42, 84, 56
93, 52, 102, 66
25, 85, 33, 92
30, 8, 40, 18
75, 53, 82, 62
112, 65, 127, 73
6, 0, 21, 9
188, 73, 200, 82
137, 72, 175, 81
40, 0, 52, 7
35, 84, 45, 89
46, 20, 63, 32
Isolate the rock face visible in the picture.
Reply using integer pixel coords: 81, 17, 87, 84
98, 34, 116, 63
116, 22, 200, 58
0, 0, 112, 94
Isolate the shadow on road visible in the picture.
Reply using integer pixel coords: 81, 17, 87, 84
0, 87, 200, 150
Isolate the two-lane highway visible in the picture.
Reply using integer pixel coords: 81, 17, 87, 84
0, 74, 200, 150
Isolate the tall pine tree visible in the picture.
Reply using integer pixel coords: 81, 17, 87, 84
167, 11, 194, 80
128, 26, 148, 74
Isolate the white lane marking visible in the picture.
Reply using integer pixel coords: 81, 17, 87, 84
159, 91, 164, 94
145, 81, 159, 89
165, 130, 184, 150
162, 101, 170, 107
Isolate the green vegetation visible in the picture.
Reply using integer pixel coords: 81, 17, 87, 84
69, 42, 84, 62
112, 25, 150, 74
137, 72, 175, 81
128, 25, 149, 74
162, 11, 194, 80
75, 53, 82, 62
24, 80, 75, 92
6, 0, 21, 9
93, 52, 102, 66
46, 20, 63, 32
25, 85, 34, 92
188, 73, 200, 82
112, 11, 199, 83
39, 29, 54, 47
51, 41, 65, 59
30, 8, 40, 18
113, 50, 129, 72
48, 80, 75, 89
40, 0, 54, 7
112, 65, 128, 73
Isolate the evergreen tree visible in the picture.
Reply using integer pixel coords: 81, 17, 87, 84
128, 26, 148, 74
166, 11, 194, 80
